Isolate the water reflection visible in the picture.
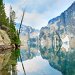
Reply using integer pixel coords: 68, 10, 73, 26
0, 49, 20, 75
39, 38, 75, 75
0, 50, 11, 71
16, 45, 61, 75
0, 46, 62, 75
2, 36, 75, 75
0, 39, 75, 75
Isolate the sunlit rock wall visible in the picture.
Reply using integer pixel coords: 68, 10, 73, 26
0, 30, 11, 45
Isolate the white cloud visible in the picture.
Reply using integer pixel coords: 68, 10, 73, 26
23, 12, 48, 29
5, 2, 48, 30
4, 0, 75, 29
15, 11, 48, 30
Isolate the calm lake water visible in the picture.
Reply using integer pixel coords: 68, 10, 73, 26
0, 47, 62, 75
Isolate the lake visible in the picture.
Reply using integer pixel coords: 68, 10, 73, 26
0, 47, 62, 75
0, 42, 75, 75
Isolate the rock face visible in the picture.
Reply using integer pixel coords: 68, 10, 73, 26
39, 27, 52, 49
0, 30, 11, 46
48, 2, 75, 35
48, 2, 75, 49
39, 2, 75, 75
39, 2, 75, 49
16, 24, 39, 49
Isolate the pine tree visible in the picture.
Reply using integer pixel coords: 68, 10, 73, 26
0, 1, 20, 46
0, 0, 7, 26
9, 7, 20, 47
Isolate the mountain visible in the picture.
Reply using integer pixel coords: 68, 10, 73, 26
48, 1, 75, 35
39, 1, 75, 48
16, 23, 39, 36
39, 2, 75, 75
15, 23, 39, 48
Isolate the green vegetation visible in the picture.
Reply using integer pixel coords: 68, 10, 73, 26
1, 49, 20, 74
0, 0, 20, 47
8, 15, 20, 47
0, 0, 7, 26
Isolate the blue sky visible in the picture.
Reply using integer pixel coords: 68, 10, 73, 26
4, 0, 75, 30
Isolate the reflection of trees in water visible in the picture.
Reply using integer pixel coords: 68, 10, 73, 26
28, 37, 38, 58
27, 37, 39, 59
39, 45, 75, 75
18, 48, 37, 62
0, 49, 20, 75
0, 50, 11, 70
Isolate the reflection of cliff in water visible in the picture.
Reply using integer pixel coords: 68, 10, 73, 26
0, 49, 20, 75
0, 50, 11, 71
19, 45, 39, 62
39, 40, 75, 75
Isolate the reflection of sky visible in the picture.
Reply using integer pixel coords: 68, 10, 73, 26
4, 0, 75, 29
16, 56, 62, 75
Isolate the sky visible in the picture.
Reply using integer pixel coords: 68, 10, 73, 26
4, 0, 75, 30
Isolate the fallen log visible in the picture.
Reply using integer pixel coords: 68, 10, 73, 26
0, 45, 14, 50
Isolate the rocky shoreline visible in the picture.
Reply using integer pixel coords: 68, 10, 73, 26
0, 45, 15, 50
0, 30, 19, 50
